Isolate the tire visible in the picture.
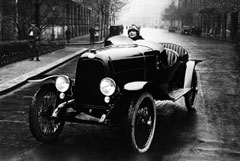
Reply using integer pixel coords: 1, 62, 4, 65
29, 84, 65, 143
184, 69, 198, 112
124, 91, 156, 153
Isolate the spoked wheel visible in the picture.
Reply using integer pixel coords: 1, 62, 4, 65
124, 92, 156, 153
29, 84, 65, 143
185, 69, 198, 112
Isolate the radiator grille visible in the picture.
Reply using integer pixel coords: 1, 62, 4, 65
74, 59, 106, 106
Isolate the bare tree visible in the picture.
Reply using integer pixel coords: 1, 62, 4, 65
108, 0, 128, 24
208, 0, 240, 13
22, 0, 64, 28
162, 1, 178, 26
16, 0, 64, 39
82, 0, 128, 38
0, 0, 17, 40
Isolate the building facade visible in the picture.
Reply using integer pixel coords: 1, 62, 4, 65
39, 0, 96, 40
52, 0, 93, 40
180, 0, 240, 41
0, 0, 98, 41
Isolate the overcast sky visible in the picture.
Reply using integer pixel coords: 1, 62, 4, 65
117, 0, 171, 25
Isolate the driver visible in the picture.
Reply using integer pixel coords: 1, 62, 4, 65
128, 25, 144, 41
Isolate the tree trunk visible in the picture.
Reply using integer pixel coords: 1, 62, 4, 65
106, 14, 109, 37
222, 13, 227, 39
100, 13, 104, 40
231, 12, 238, 41
103, 14, 108, 38
34, 3, 40, 27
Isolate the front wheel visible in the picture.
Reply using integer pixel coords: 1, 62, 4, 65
29, 84, 65, 143
184, 69, 198, 112
124, 91, 156, 153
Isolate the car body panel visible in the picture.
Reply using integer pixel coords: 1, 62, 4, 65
184, 61, 195, 88
28, 35, 200, 154
29, 35, 198, 123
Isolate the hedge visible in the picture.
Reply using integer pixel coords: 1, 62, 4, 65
0, 40, 65, 67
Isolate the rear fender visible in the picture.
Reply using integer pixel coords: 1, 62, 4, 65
184, 60, 200, 88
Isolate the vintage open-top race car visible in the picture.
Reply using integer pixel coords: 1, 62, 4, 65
28, 35, 199, 153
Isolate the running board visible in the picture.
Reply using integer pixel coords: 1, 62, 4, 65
66, 112, 107, 124
169, 88, 191, 101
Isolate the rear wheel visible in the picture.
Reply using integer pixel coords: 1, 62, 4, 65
184, 69, 198, 112
29, 84, 65, 143
124, 92, 156, 153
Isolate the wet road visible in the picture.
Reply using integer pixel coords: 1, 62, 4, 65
0, 28, 240, 161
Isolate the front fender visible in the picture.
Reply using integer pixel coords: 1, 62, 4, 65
109, 81, 171, 123
124, 81, 171, 100
124, 81, 147, 91
29, 75, 74, 100
28, 75, 69, 84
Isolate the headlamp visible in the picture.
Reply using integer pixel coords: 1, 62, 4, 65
55, 76, 70, 93
100, 77, 116, 96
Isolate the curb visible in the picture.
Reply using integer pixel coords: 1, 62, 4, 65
0, 48, 89, 96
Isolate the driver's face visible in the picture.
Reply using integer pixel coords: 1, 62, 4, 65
128, 30, 137, 38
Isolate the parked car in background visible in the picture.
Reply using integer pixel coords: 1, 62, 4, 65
28, 35, 200, 153
109, 25, 124, 37
168, 26, 178, 32
181, 25, 191, 35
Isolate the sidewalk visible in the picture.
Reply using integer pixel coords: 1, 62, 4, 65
0, 34, 104, 95
67, 34, 105, 45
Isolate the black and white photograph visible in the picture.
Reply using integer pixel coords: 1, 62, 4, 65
0, 0, 240, 160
